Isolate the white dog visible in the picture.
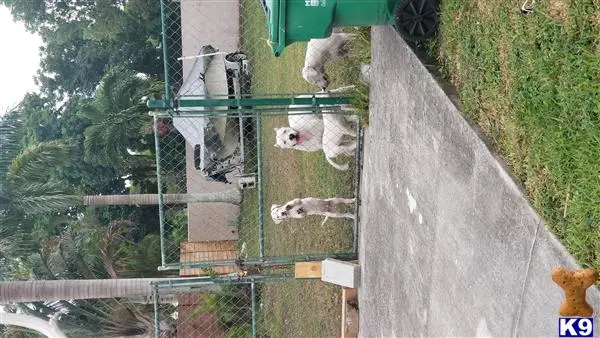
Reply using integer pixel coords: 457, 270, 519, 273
273, 95, 325, 152
273, 88, 359, 171
321, 113, 358, 169
271, 197, 356, 225
274, 109, 358, 171
302, 32, 355, 90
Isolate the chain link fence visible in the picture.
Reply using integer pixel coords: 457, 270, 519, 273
149, 0, 370, 336
152, 272, 354, 338
153, 106, 363, 269
153, 0, 370, 271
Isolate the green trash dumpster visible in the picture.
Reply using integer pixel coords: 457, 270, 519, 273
265, 0, 439, 56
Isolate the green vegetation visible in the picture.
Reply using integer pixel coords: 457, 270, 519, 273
431, 0, 600, 271
0, 0, 180, 335
191, 285, 253, 329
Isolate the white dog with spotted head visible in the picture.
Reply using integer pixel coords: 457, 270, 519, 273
271, 197, 356, 225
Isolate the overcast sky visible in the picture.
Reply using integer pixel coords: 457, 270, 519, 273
0, 5, 43, 115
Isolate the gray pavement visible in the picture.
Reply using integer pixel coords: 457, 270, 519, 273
358, 26, 600, 337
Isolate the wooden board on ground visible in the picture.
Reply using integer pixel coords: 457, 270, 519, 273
342, 287, 359, 338
179, 240, 238, 276
295, 261, 322, 278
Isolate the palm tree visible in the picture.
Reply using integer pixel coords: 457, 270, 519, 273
0, 278, 170, 303
0, 277, 220, 303
3, 140, 81, 215
2, 139, 242, 218
82, 189, 242, 205
78, 65, 163, 170
12, 220, 206, 337
0, 313, 66, 338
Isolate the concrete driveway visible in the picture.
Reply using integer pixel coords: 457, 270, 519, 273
358, 26, 600, 337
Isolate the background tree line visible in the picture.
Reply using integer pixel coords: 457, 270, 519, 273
0, 0, 188, 335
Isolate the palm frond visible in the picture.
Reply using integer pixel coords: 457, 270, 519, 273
82, 124, 108, 164
7, 141, 74, 183
101, 220, 136, 279
28, 252, 58, 280
15, 181, 72, 198
15, 193, 79, 215
0, 110, 25, 182
78, 66, 165, 170
0, 213, 32, 259
77, 101, 106, 123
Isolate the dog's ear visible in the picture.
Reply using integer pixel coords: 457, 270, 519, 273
270, 205, 282, 224
274, 127, 278, 132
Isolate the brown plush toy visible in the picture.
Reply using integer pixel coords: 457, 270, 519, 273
551, 267, 599, 317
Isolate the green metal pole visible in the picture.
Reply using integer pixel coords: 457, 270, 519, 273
147, 96, 351, 110
159, 0, 172, 102
153, 115, 168, 268
257, 111, 265, 258
148, 106, 351, 117
353, 119, 363, 253
251, 282, 257, 338
156, 0, 171, 270
156, 252, 358, 271
152, 273, 293, 288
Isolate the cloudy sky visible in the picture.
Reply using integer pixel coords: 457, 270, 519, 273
0, 5, 43, 115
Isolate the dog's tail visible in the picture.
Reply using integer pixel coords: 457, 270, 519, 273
326, 156, 349, 171
321, 216, 330, 226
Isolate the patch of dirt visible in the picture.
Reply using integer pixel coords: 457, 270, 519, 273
477, 97, 508, 145
590, 12, 600, 54
498, 37, 511, 96
454, 8, 464, 24
474, 0, 495, 16
590, 11, 600, 30
450, 52, 464, 87
525, 166, 550, 202
549, 0, 572, 22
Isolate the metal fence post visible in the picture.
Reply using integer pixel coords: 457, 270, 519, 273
251, 282, 257, 338
152, 114, 168, 268
257, 111, 265, 259
153, 284, 161, 338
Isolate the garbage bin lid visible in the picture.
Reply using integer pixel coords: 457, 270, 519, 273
265, 0, 286, 57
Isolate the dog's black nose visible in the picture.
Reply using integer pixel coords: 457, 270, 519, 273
289, 134, 296, 141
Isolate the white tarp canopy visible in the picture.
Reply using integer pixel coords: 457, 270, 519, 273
173, 45, 230, 174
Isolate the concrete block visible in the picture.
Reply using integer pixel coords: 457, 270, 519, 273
321, 258, 361, 288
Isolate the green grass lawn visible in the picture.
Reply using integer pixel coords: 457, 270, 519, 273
236, 0, 370, 336
432, 0, 600, 272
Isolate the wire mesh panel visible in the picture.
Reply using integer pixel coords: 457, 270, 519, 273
261, 109, 362, 257
152, 274, 349, 338
238, 0, 371, 99
153, 107, 362, 268
153, 110, 257, 268
151, 1, 371, 337
159, 0, 371, 104
153, 0, 371, 270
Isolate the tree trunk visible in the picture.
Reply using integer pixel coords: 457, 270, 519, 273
81, 188, 242, 206
0, 278, 217, 304
0, 313, 67, 338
